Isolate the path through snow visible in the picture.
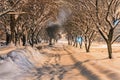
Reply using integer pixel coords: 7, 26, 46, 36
0, 41, 120, 80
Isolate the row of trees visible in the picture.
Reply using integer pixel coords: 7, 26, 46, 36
0, 0, 71, 46
0, 0, 120, 59
64, 0, 120, 59
64, 0, 97, 52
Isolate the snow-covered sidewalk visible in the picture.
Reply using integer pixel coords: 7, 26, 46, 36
0, 41, 120, 80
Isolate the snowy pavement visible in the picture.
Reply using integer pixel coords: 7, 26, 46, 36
0, 40, 120, 80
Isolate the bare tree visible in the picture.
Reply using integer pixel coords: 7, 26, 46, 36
64, 0, 97, 52
80, 0, 120, 58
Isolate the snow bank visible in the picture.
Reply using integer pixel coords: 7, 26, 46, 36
24, 46, 47, 67
0, 58, 22, 80
0, 46, 47, 80
7, 50, 34, 72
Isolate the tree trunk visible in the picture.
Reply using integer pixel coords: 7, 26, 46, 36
73, 36, 78, 47
22, 34, 26, 46
107, 41, 112, 59
84, 37, 91, 52
68, 35, 72, 45
49, 37, 52, 45
15, 33, 17, 46
85, 43, 90, 52
84, 36, 89, 52
10, 14, 15, 44
68, 37, 71, 45
31, 33, 34, 47
87, 42, 91, 52
6, 32, 11, 45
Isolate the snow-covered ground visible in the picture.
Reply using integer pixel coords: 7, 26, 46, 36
0, 45, 48, 80
0, 39, 120, 80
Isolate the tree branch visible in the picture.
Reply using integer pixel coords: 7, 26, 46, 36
112, 34, 120, 44
0, 0, 21, 17
105, 0, 114, 28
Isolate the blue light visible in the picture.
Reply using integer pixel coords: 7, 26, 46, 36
113, 19, 120, 26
